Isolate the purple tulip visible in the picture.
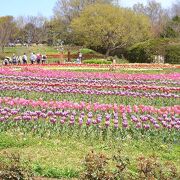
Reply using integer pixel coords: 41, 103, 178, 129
78, 118, 83, 126
105, 113, 111, 121
143, 124, 150, 130
60, 119, 65, 124
122, 121, 128, 128
88, 112, 93, 118
69, 120, 74, 126
136, 122, 141, 129
105, 121, 110, 127
1, 111, 7, 115
86, 118, 92, 126
154, 124, 160, 129
14, 116, 21, 121
114, 119, 118, 124
0, 117, 5, 122
114, 123, 118, 129
47, 111, 54, 116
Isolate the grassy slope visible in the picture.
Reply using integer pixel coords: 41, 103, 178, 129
1, 46, 102, 63
0, 133, 179, 178
4, 46, 59, 55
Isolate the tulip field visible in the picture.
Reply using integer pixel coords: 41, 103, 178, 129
0, 65, 180, 178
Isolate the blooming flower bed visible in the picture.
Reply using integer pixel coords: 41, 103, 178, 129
0, 66, 179, 142
1, 67, 180, 80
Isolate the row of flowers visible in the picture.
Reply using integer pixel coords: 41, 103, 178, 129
1, 80, 179, 93
1, 67, 180, 80
0, 84, 179, 99
0, 97, 179, 115
1, 74, 179, 86
0, 105, 179, 131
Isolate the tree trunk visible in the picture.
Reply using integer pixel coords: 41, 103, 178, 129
2, 46, 4, 52
105, 48, 111, 57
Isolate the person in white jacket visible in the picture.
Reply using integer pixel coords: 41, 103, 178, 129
30, 53, 36, 64
22, 53, 27, 64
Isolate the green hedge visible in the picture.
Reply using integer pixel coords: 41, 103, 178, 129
127, 38, 180, 64
83, 59, 111, 64
165, 45, 180, 64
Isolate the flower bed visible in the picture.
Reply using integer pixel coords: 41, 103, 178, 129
0, 66, 179, 141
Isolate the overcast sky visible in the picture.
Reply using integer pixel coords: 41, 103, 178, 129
0, 0, 177, 17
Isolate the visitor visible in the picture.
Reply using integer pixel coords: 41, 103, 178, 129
22, 53, 27, 64
36, 53, 41, 64
3, 58, 9, 66
5, 57, 12, 64
76, 57, 80, 64
16, 55, 21, 65
78, 52, 82, 63
12, 54, 17, 65
42, 54, 47, 64
30, 53, 36, 64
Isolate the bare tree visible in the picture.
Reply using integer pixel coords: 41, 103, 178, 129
133, 0, 169, 37
53, 0, 113, 24
0, 16, 16, 52
171, 0, 180, 17
15, 15, 48, 44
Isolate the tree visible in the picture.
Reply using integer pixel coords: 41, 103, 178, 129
71, 4, 152, 56
53, 0, 113, 24
45, 18, 67, 45
133, 0, 169, 37
0, 16, 16, 52
53, 0, 115, 45
170, 0, 180, 17
161, 16, 180, 38
15, 15, 48, 44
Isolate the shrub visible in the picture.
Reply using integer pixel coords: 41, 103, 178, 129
0, 152, 33, 180
81, 151, 180, 180
127, 38, 180, 64
81, 151, 112, 180
137, 155, 180, 180
165, 45, 180, 64
83, 59, 112, 64
112, 150, 133, 180
127, 39, 168, 63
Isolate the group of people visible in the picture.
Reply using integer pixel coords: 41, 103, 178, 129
3, 53, 47, 65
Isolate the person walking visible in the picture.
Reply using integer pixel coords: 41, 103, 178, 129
30, 53, 36, 64
12, 54, 17, 65
36, 53, 41, 64
78, 52, 82, 63
22, 53, 27, 64
16, 55, 21, 65
3, 58, 9, 66
42, 54, 47, 64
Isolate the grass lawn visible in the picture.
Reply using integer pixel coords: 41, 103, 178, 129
2, 46, 99, 57
0, 132, 179, 179
1, 46, 103, 64
4, 46, 59, 55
